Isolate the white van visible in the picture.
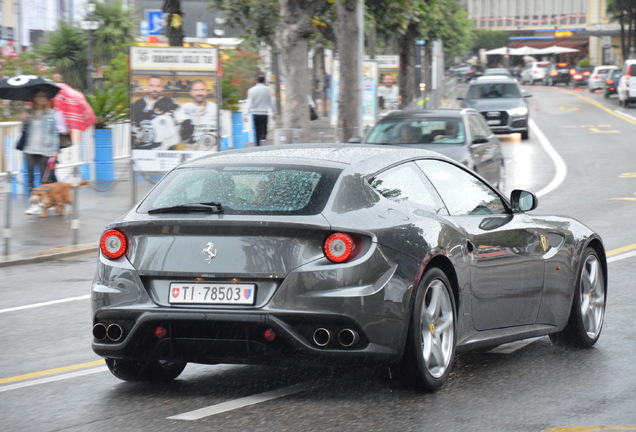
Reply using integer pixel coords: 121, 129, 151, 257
617, 59, 636, 107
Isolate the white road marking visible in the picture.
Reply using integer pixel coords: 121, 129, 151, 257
608, 250, 636, 263
615, 109, 636, 122
529, 119, 568, 197
0, 367, 107, 393
0, 294, 90, 314
166, 382, 312, 421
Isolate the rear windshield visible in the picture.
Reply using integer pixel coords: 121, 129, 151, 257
466, 83, 521, 99
137, 165, 341, 215
366, 118, 465, 145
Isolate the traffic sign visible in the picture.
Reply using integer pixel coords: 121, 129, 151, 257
146, 10, 164, 36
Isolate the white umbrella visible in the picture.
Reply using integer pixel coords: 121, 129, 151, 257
534, 45, 580, 55
509, 46, 541, 56
484, 46, 510, 55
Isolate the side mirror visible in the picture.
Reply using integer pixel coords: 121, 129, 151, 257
510, 189, 538, 212
471, 136, 489, 145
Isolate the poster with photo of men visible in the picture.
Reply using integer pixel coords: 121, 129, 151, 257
129, 46, 221, 171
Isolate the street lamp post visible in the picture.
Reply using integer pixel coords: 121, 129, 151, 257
80, 1, 100, 94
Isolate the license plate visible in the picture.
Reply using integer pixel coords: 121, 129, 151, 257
169, 283, 256, 305
487, 120, 501, 125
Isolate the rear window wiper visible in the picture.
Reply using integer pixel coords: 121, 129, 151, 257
148, 201, 224, 214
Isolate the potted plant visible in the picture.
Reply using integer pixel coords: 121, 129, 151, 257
86, 85, 129, 181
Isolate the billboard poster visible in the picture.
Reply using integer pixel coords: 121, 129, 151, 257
329, 59, 378, 129
129, 46, 221, 171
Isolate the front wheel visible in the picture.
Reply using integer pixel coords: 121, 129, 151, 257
403, 268, 457, 391
549, 248, 606, 348
105, 358, 187, 382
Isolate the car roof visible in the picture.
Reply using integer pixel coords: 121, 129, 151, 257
181, 143, 451, 174
472, 75, 519, 84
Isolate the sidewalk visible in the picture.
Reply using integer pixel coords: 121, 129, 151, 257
0, 161, 155, 267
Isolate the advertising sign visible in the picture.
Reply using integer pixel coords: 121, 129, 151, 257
330, 59, 378, 129
130, 46, 221, 171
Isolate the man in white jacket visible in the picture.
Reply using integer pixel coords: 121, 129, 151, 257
246, 76, 276, 145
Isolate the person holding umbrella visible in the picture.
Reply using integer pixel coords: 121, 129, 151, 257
20, 88, 60, 215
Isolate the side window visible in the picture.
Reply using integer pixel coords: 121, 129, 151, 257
415, 159, 507, 216
468, 114, 490, 138
370, 162, 445, 214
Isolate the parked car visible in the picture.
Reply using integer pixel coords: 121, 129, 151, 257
588, 65, 619, 92
457, 75, 532, 140
604, 68, 622, 98
482, 67, 513, 78
519, 61, 551, 85
570, 67, 593, 88
92, 143, 607, 391
363, 108, 504, 189
542, 62, 572, 86
617, 59, 636, 107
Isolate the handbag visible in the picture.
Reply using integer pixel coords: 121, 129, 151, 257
16, 120, 28, 151
309, 104, 318, 121
59, 133, 72, 149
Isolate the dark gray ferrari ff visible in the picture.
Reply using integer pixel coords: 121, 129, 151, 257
92, 144, 607, 391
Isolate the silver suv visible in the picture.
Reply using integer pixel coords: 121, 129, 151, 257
457, 76, 533, 140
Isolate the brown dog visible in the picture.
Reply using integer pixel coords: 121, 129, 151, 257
29, 181, 89, 218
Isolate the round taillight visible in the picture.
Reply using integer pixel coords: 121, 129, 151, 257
324, 233, 355, 263
100, 229, 127, 259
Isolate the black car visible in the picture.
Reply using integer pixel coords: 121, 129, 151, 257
543, 62, 572, 86
570, 67, 593, 88
457, 76, 532, 140
364, 108, 504, 189
453, 64, 484, 83
604, 69, 622, 98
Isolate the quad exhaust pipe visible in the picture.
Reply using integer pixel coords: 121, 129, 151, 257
93, 323, 124, 342
312, 328, 359, 348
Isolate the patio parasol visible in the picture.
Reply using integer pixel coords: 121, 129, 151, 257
533, 46, 580, 55
0, 75, 60, 101
53, 83, 97, 131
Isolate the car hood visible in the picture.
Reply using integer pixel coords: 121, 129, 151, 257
463, 98, 525, 111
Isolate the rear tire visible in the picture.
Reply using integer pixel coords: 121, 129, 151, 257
400, 268, 456, 391
549, 248, 605, 348
105, 358, 187, 382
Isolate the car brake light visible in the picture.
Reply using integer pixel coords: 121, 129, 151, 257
324, 233, 357, 263
570, 69, 577, 75
593, 74, 599, 80
551, 70, 558, 76
100, 229, 127, 259
607, 79, 614, 84
626, 74, 631, 78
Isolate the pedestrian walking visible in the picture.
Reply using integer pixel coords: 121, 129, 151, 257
19, 88, 60, 215
246, 76, 276, 145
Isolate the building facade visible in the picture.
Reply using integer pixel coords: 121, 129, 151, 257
461, 0, 622, 66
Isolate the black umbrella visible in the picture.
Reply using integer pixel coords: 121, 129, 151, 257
0, 75, 60, 101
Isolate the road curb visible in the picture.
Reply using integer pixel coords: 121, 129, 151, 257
0, 243, 98, 267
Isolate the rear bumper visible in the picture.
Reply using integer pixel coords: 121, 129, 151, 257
91, 309, 400, 365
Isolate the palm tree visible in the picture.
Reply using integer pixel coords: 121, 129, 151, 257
36, 0, 137, 92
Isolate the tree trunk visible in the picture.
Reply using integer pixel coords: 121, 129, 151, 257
312, 47, 328, 116
276, 1, 327, 140
335, 0, 361, 142
398, 20, 419, 109
163, 0, 184, 46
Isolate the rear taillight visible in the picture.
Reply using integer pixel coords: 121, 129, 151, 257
324, 233, 357, 263
593, 74, 600, 80
570, 69, 577, 75
607, 79, 614, 85
551, 70, 558, 76
100, 229, 127, 259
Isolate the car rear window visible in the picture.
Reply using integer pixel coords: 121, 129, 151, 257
137, 165, 341, 215
366, 118, 465, 144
